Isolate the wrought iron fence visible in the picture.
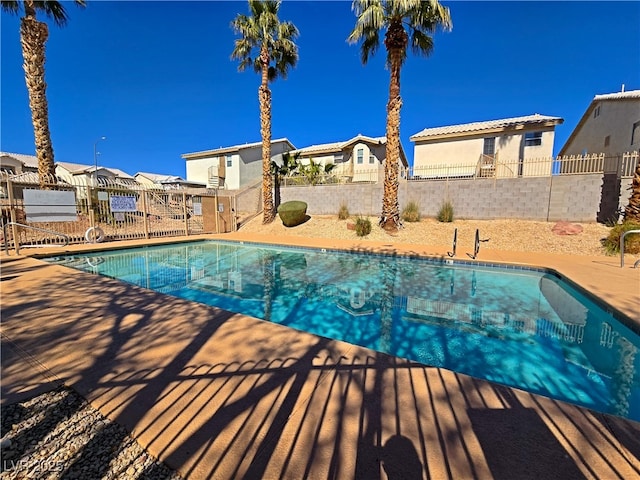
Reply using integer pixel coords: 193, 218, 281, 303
0, 173, 235, 254
407, 151, 638, 180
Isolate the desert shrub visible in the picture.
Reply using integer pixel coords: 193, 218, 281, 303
277, 200, 307, 227
437, 201, 454, 223
402, 201, 421, 222
354, 216, 372, 237
338, 203, 349, 220
603, 221, 640, 255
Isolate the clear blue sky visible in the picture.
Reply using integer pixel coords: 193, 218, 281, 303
2, 1, 639, 176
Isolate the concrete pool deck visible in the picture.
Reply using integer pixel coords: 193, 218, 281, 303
1, 233, 639, 479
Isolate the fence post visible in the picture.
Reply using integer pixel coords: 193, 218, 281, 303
7, 177, 20, 255
142, 191, 150, 239
183, 192, 189, 235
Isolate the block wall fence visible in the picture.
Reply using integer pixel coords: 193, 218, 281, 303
279, 174, 634, 223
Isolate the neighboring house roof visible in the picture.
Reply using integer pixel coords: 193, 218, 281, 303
559, 89, 640, 155
292, 134, 409, 167
0, 152, 39, 169
57, 161, 94, 174
182, 138, 295, 159
136, 172, 206, 187
105, 167, 135, 180
293, 134, 386, 155
410, 114, 564, 141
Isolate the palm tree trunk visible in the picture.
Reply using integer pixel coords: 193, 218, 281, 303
624, 160, 640, 223
380, 50, 403, 232
20, 16, 56, 188
260, 47, 275, 224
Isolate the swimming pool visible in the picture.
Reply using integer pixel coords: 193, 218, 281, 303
46, 240, 640, 422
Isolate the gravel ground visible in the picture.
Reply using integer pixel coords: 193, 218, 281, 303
1, 387, 182, 480
239, 214, 638, 259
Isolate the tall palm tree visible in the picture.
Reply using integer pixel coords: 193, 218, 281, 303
624, 159, 640, 223
231, 0, 299, 224
1, 0, 85, 188
348, 0, 451, 232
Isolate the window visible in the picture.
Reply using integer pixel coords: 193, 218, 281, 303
632, 121, 640, 146
604, 135, 610, 147
334, 153, 344, 163
524, 131, 543, 147
369, 153, 375, 164
594, 105, 601, 118
356, 148, 364, 164
483, 137, 495, 156
226, 154, 233, 167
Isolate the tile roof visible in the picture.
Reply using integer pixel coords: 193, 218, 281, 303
293, 134, 386, 154
57, 161, 94, 173
410, 114, 564, 141
593, 89, 640, 101
182, 138, 294, 158
0, 152, 39, 168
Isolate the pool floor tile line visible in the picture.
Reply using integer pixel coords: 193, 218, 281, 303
1, 238, 640, 479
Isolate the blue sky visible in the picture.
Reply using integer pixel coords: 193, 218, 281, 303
2, 1, 639, 177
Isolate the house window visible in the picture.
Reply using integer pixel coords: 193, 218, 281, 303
594, 105, 600, 118
604, 135, 610, 147
334, 153, 344, 163
524, 131, 543, 147
483, 137, 495, 156
632, 121, 640, 145
356, 148, 364, 164
369, 153, 375, 164
226, 154, 233, 167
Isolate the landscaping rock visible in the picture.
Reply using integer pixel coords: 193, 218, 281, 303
552, 221, 583, 235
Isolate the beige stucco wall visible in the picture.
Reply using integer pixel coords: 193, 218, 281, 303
562, 99, 640, 156
412, 128, 556, 178
186, 156, 223, 189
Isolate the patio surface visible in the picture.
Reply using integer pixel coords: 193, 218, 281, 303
1, 233, 639, 479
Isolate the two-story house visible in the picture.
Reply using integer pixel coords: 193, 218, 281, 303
410, 114, 563, 178
559, 89, 640, 156
0, 152, 39, 176
182, 138, 295, 190
290, 134, 408, 183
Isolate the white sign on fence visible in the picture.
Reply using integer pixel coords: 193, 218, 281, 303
193, 202, 202, 215
109, 195, 137, 212
23, 189, 78, 222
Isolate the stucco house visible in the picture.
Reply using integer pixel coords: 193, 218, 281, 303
290, 134, 409, 183
559, 89, 640, 156
135, 172, 206, 190
0, 152, 38, 175
182, 138, 295, 190
410, 114, 564, 178
56, 162, 139, 188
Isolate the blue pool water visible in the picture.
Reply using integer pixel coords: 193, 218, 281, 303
47, 240, 640, 421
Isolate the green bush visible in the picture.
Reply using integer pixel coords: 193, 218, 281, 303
603, 221, 640, 254
277, 200, 308, 227
338, 203, 349, 220
437, 201, 454, 223
354, 216, 372, 237
402, 201, 421, 222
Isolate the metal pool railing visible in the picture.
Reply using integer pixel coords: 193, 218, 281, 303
620, 229, 640, 268
3, 222, 70, 255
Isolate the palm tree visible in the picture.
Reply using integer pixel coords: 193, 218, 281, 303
624, 159, 640, 223
1, 0, 85, 188
348, 0, 451, 232
231, 1, 299, 224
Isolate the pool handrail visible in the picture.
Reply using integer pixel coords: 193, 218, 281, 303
447, 228, 457, 257
620, 229, 640, 268
3, 222, 70, 255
